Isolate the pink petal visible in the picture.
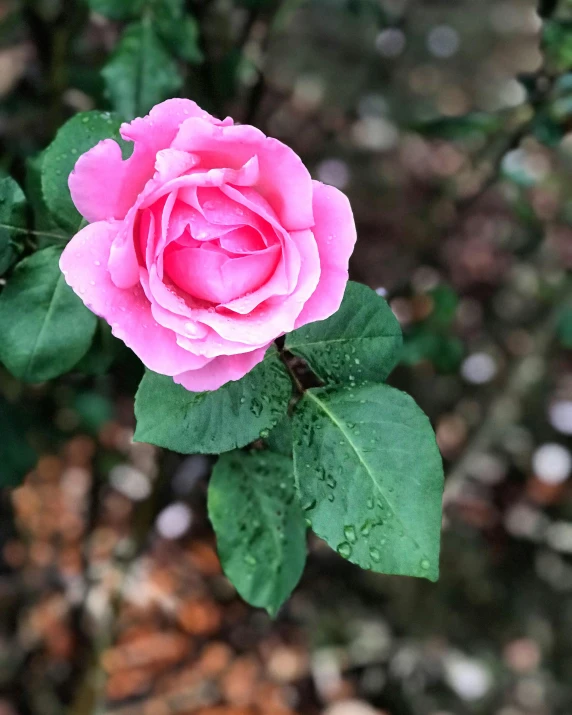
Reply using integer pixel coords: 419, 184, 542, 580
139, 268, 209, 340
163, 242, 280, 304
69, 99, 215, 224
68, 139, 131, 223
294, 181, 356, 328
173, 345, 271, 392
154, 148, 199, 182
59, 221, 210, 375
107, 203, 142, 288
221, 185, 299, 291
191, 228, 319, 344
218, 227, 266, 253
120, 98, 217, 146
172, 119, 314, 231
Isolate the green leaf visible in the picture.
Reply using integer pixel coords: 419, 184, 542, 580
208, 450, 306, 615
425, 284, 458, 329
0, 396, 37, 487
134, 349, 293, 454
0, 246, 98, 382
265, 416, 293, 457
155, 2, 203, 64
543, 20, 572, 72
41, 111, 126, 234
413, 112, 502, 141
86, 0, 145, 20
26, 154, 66, 241
102, 20, 183, 120
557, 305, 572, 348
0, 176, 27, 276
285, 281, 402, 385
293, 384, 443, 581
74, 391, 114, 432
0, 395, 37, 487
74, 320, 118, 375
401, 330, 464, 373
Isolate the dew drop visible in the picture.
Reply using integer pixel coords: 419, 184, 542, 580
360, 520, 372, 537
244, 554, 257, 566
421, 559, 430, 570
337, 542, 352, 559
344, 525, 357, 544
369, 547, 381, 562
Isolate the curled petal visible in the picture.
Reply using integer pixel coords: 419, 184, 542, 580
294, 181, 357, 327
69, 99, 217, 224
172, 119, 314, 231
154, 148, 199, 182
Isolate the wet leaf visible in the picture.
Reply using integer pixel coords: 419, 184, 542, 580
293, 384, 443, 581
134, 349, 293, 454
208, 450, 306, 615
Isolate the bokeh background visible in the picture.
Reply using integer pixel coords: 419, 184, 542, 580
2, 0, 572, 713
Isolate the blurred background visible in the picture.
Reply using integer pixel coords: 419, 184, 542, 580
2, 0, 572, 713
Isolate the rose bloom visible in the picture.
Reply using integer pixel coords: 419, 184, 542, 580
60, 99, 356, 391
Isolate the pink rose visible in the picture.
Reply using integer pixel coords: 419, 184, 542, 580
60, 99, 356, 391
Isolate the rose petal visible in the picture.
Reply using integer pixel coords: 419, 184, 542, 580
294, 181, 356, 327
60, 220, 210, 375
163, 242, 280, 304
173, 345, 271, 392
68, 139, 131, 223
218, 227, 266, 253
69, 99, 215, 224
172, 119, 314, 231
154, 148, 199, 182
192, 228, 319, 343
